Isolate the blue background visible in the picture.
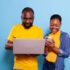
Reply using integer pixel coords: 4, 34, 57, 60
0, 0, 70, 70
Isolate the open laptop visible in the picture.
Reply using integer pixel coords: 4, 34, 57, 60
13, 38, 45, 54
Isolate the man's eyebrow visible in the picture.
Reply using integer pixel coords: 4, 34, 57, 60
23, 17, 33, 19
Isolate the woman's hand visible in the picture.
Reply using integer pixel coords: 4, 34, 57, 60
45, 38, 55, 48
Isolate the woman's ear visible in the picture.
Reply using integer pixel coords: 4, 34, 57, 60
59, 23, 62, 28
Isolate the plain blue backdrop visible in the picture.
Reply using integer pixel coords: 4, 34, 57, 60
0, 0, 70, 70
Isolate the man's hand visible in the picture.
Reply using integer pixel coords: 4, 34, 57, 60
5, 40, 13, 50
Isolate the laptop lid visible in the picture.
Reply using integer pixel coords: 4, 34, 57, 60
13, 39, 45, 54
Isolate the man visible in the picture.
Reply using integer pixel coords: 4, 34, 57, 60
43, 14, 70, 70
5, 7, 43, 70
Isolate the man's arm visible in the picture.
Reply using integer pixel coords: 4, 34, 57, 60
5, 40, 13, 50
5, 40, 40, 56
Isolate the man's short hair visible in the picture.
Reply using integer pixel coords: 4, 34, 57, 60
50, 14, 62, 22
22, 7, 34, 15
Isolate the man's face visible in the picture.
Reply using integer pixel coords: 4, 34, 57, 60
50, 19, 61, 34
21, 11, 34, 29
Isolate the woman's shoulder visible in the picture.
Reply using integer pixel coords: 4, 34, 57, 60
61, 31, 70, 38
44, 32, 51, 38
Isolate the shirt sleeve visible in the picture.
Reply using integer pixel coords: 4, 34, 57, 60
8, 26, 16, 42
58, 34, 70, 58
38, 28, 43, 39
43, 33, 49, 56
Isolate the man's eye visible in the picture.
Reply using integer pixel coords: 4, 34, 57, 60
29, 18, 33, 20
23, 18, 27, 19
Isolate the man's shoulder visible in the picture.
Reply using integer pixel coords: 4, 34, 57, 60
11, 24, 22, 30
33, 25, 43, 31
13, 24, 21, 28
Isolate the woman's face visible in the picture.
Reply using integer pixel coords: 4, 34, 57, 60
50, 19, 61, 34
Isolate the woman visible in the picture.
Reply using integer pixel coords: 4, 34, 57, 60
43, 14, 70, 70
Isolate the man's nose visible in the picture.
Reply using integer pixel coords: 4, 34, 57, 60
26, 19, 30, 23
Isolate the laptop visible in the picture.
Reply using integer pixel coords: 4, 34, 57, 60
13, 38, 45, 54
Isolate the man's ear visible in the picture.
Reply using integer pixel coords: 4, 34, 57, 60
21, 16, 22, 19
32, 16, 34, 22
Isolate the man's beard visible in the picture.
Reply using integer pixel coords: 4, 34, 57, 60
22, 22, 33, 29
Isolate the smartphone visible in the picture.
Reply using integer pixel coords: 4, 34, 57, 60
45, 36, 52, 43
